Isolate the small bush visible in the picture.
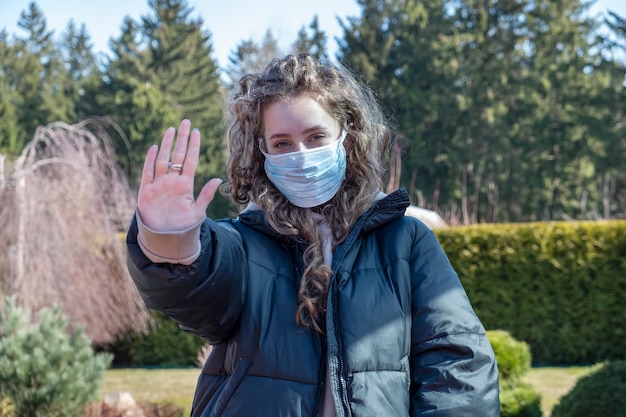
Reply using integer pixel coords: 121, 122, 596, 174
112, 310, 205, 367
500, 382, 542, 417
550, 360, 626, 417
487, 330, 542, 417
0, 297, 112, 417
0, 397, 15, 417
488, 329, 532, 382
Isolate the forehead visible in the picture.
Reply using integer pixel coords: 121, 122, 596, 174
262, 95, 337, 135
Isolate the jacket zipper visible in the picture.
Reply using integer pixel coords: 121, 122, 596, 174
331, 274, 352, 417
313, 333, 327, 416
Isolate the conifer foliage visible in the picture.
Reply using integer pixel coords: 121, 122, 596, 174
0, 297, 112, 417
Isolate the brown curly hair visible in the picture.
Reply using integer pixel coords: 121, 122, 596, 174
220, 53, 391, 333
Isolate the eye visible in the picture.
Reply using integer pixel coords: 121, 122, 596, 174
308, 134, 326, 143
273, 140, 291, 149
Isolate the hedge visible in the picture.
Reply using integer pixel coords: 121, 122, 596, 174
435, 220, 626, 364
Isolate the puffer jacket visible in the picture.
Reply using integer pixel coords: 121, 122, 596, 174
126, 189, 500, 417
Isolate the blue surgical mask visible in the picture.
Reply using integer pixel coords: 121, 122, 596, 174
261, 131, 347, 208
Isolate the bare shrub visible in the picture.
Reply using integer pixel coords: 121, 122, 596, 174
0, 119, 150, 344
197, 343, 213, 368
82, 401, 184, 417
81, 402, 122, 417
139, 402, 184, 417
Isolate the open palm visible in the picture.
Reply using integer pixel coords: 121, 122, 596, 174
137, 119, 222, 231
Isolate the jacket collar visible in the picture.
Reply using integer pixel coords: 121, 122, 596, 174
237, 188, 411, 240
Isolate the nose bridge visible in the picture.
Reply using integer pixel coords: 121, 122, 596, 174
295, 140, 308, 152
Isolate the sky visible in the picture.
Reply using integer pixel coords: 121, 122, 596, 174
1, 0, 625, 70
0, 0, 362, 68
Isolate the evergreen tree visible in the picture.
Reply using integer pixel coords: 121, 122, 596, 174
338, 0, 625, 222
143, 0, 225, 201
519, 0, 603, 220
338, 0, 462, 212
292, 16, 329, 60
592, 9, 626, 218
0, 30, 21, 158
59, 20, 101, 123
95, 17, 175, 180
0, 297, 112, 417
225, 29, 284, 89
100, 0, 230, 216
15, 2, 72, 131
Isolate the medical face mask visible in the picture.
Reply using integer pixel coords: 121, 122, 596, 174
261, 131, 347, 208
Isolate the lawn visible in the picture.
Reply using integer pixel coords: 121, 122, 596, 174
100, 365, 594, 417
521, 365, 595, 416
100, 368, 199, 415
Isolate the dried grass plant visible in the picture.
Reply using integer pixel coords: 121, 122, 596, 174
196, 343, 213, 368
0, 119, 150, 344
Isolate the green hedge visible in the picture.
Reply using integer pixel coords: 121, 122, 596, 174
114, 221, 624, 366
436, 220, 626, 365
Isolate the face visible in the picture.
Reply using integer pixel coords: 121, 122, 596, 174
262, 94, 342, 155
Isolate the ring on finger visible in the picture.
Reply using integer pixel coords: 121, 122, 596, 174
168, 161, 184, 171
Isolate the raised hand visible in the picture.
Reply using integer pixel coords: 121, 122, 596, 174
137, 119, 222, 231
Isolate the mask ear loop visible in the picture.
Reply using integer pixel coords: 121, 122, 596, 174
258, 138, 267, 153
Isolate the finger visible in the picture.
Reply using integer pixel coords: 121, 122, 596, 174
171, 119, 191, 165
195, 178, 223, 212
140, 145, 158, 187
155, 127, 176, 176
182, 128, 201, 177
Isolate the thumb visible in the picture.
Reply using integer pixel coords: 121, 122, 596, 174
196, 178, 223, 212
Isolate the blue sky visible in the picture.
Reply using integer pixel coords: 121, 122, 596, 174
1, 0, 625, 69
0, 0, 362, 67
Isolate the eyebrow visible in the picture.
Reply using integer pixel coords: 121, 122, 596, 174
266, 125, 328, 141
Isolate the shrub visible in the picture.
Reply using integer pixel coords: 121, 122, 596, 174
197, 343, 212, 368
81, 401, 184, 417
437, 220, 626, 364
487, 329, 532, 382
112, 310, 205, 367
139, 401, 185, 417
0, 397, 15, 417
0, 297, 112, 417
487, 330, 542, 417
500, 382, 542, 417
550, 360, 626, 417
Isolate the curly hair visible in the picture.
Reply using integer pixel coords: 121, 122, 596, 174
220, 53, 391, 333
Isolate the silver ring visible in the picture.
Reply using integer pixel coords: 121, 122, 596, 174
168, 161, 183, 171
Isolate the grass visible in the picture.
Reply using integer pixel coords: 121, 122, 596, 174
521, 365, 596, 416
100, 365, 595, 417
100, 368, 199, 415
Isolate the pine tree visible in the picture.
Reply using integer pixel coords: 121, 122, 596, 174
338, 0, 461, 213
101, 0, 230, 216
0, 297, 112, 417
0, 30, 21, 158
225, 29, 284, 89
143, 0, 226, 203
15, 2, 72, 132
59, 20, 101, 123
292, 16, 329, 60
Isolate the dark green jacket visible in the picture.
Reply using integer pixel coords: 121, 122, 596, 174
126, 189, 500, 417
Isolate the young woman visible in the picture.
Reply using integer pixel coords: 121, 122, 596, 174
126, 53, 500, 417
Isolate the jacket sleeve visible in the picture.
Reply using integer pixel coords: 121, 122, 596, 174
409, 224, 500, 416
126, 215, 246, 344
